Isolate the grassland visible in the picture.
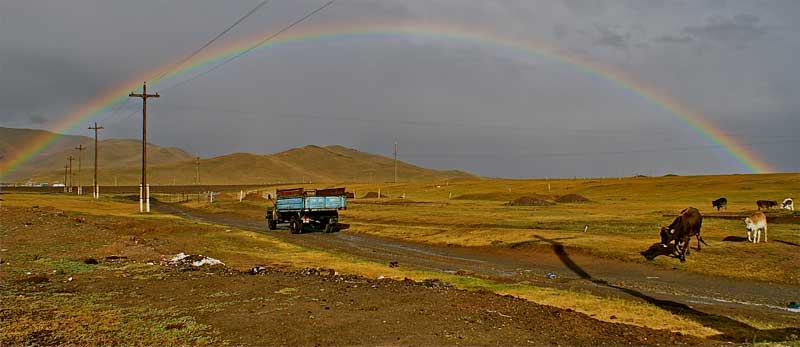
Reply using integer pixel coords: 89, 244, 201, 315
1, 192, 722, 338
4, 172, 799, 342
186, 173, 800, 284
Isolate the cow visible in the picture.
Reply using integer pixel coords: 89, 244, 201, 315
757, 200, 778, 210
659, 207, 706, 262
744, 211, 768, 243
782, 198, 794, 211
711, 197, 727, 211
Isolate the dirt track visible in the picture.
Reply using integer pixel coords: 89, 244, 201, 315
156, 201, 800, 342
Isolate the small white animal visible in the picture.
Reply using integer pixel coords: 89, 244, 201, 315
744, 211, 768, 243
782, 198, 794, 211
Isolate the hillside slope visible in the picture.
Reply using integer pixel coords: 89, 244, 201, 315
2, 128, 474, 184
127, 145, 475, 185
1, 127, 194, 183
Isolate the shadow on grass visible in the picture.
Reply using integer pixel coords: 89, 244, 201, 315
774, 240, 800, 247
532, 235, 800, 343
722, 236, 749, 242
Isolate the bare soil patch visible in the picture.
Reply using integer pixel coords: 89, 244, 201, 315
361, 191, 388, 199
555, 194, 591, 203
505, 196, 555, 206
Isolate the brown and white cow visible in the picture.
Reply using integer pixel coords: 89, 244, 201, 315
744, 211, 768, 243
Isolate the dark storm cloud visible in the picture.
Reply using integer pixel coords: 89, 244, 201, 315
683, 14, 769, 46
592, 25, 630, 50
1, 0, 798, 176
653, 35, 694, 44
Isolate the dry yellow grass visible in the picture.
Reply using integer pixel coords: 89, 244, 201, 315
330, 174, 800, 283
4, 191, 728, 337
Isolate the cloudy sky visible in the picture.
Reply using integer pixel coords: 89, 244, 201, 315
1, 0, 799, 177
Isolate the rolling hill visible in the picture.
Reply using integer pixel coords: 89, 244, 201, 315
1, 127, 474, 184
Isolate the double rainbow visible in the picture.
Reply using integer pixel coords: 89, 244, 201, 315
0, 21, 774, 179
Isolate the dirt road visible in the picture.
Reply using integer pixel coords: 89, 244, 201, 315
156, 201, 800, 342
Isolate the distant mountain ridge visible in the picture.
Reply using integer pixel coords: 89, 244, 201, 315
0, 127, 474, 184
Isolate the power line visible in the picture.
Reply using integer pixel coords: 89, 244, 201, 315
99, 0, 271, 127
152, 101, 800, 140
408, 138, 800, 161
163, 0, 337, 92
152, 0, 271, 81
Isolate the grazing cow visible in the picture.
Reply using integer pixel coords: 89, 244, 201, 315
782, 198, 794, 211
757, 200, 778, 210
711, 197, 728, 211
659, 207, 706, 262
744, 211, 768, 243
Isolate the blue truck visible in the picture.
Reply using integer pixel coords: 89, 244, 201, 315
266, 187, 347, 234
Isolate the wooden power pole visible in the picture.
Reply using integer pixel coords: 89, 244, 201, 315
67, 156, 74, 193
75, 144, 85, 195
63, 163, 69, 193
393, 141, 398, 183
195, 156, 200, 185
129, 82, 160, 213
88, 122, 104, 199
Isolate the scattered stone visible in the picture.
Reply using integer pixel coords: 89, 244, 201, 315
105, 255, 128, 261
389, 261, 399, 268
545, 272, 557, 280
420, 279, 454, 289
74, 217, 86, 223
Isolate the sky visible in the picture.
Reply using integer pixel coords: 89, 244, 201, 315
1, 0, 799, 178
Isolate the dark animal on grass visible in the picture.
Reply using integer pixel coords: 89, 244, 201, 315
659, 207, 706, 262
756, 200, 778, 210
711, 197, 727, 211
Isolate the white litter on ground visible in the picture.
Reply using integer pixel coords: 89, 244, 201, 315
171, 252, 190, 262
192, 257, 223, 267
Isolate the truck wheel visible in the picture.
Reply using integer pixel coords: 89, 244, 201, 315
324, 224, 335, 233
267, 219, 277, 230
290, 216, 301, 234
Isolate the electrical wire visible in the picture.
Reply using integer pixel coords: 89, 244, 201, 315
162, 0, 337, 92
152, 0, 271, 81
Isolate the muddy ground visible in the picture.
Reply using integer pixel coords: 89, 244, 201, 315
155, 201, 800, 343
0, 206, 718, 346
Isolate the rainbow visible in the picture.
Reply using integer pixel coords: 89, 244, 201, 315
0, 21, 774, 178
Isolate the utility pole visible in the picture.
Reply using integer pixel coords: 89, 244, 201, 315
63, 163, 69, 193
129, 82, 160, 213
67, 156, 74, 193
195, 156, 200, 185
393, 141, 398, 183
88, 122, 104, 199
75, 144, 85, 195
